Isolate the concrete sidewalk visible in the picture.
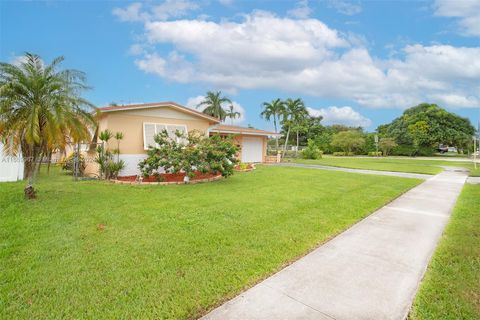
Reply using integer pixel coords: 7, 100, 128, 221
202, 168, 468, 320
273, 162, 433, 179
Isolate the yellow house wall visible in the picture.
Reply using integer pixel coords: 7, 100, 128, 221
100, 110, 213, 154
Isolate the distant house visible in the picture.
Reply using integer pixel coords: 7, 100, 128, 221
86, 102, 279, 176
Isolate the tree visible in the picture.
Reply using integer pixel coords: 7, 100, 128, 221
225, 105, 241, 125
282, 98, 306, 156
330, 130, 365, 154
408, 120, 429, 155
291, 111, 309, 155
378, 137, 397, 156
0, 53, 95, 199
260, 98, 285, 150
378, 103, 475, 154
196, 91, 231, 121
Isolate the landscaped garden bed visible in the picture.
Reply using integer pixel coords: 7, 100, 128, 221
115, 171, 222, 185
234, 163, 255, 172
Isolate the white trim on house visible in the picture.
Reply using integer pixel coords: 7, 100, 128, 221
143, 122, 188, 150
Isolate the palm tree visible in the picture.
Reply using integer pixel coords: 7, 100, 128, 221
282, 98, 306, 156
0, 53, 96, 198
225, 105, 241, 125
261, 98, 285, 150
196, 91, 231, 121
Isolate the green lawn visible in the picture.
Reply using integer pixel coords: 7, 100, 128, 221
293, 157, 480, 176
410, 184, 480, 320
0, 166, 419, 319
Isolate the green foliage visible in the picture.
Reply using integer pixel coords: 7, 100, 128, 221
95, 130, 125, 179
197, 91, 232, 120
391, 144, 434, 157
0, 52, 95, 198
378, 103, 475, 153
368, 151, 383, 156
99, 129, 113, 142
138, 130, 239, 181
331, 130, 366, 154
225, 105, 241, 124
61, 152, 86, 175
378, 137, 397, 156
301, 139, 323, 159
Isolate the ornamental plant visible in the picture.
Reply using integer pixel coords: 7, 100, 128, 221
95, 129, 125, 179
138, 130, 239, 182
301, 139, 323, 159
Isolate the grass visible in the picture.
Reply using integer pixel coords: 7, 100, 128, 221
293, 156, 480, 176
410, 184, 480, 320
0, 166, 420, 319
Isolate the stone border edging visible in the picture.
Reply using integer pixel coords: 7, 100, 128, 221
110, 174, 223, 185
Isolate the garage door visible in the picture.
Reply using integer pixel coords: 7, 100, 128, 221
241, 137, 263, 163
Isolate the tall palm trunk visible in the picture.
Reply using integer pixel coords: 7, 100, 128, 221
296, 131, 299, 156
273, 116, 279, 151
283, 126, 291, 157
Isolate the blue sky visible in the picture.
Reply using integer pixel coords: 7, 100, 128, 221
1, 0, 479, 131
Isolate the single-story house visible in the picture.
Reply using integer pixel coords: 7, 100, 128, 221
86, 102, 279, 176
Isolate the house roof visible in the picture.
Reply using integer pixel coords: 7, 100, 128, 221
209, 124, 281, 137
98, 102, 220, 123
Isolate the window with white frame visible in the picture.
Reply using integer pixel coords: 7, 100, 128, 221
143, 123, 187, 149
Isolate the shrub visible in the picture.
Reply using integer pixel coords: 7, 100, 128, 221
95, 130, 126, 179
301, 139, 323, 159
379, 137, 397, 156
61, 152, 85, 175
391, 144, 434, 157
138, 130, 239, 182
368, 151, 383, 156
332, 152, 354, 156
331, 130, 365, 154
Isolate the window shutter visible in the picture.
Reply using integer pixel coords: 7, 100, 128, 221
143, 123, 156, 149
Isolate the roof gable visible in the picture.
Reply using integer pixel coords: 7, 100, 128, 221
98, 102, 220, 123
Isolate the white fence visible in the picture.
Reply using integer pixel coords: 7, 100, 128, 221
0, 143, 24, 182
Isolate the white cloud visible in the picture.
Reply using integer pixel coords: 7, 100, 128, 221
113, 0, 199, 22
152, 0, 199, 21
307, 106, 372, 128
288, 0, 312, 19
112, 3, 147, 22
434, 0, 480, 36
327, 0, 362, 16
117, 8, 480, 110
186, 95, 246, 124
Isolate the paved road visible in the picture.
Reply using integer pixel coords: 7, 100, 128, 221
272, 162, 433, 179
202, 168, 468, 320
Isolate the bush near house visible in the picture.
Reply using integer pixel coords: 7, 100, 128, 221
138, 130, 239, 181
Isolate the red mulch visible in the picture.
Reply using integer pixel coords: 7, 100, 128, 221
117, 171, 220, 183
